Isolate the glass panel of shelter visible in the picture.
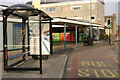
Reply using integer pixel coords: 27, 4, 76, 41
29, 16, 50, 56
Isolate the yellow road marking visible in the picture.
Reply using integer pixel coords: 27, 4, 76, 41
100, 62, 107, 67
93, 69, 100, 78
91, 61, 95, 66
78, 69, 90, 77
81, 61, 107, 67
96, 61, 102, 67
60, 54, 66, 56
78, 69, 117, 78
101, 70, 116, 78
82, 61, 90, 67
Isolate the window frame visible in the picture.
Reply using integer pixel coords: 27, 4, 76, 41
46, 7, 56, 12
71, 5, 82, 10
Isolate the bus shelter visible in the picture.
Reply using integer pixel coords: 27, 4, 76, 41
52, 18, 101, 48
2, 4, 52, 74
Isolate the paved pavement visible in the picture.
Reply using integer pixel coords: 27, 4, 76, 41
1, 42, 75, 79
0, 41, 119, 79
2, 55, 68, 78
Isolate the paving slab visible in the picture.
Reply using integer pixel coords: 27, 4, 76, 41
2, 54, 68, 79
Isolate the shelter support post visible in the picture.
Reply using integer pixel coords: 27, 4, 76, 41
90, 26, 93, 39
75, 25, 78, 47
3, 11, 8, 70
64, 23, 67, 49
39, 14, 42, 74
89, 26, 93, 46
50, 20, 53, 55
109, 27, 111, 45
27, 19, 30, 54
22, 19, 26, 60
97, 27, 99, 41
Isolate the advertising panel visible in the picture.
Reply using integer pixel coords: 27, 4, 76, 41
13, 24, 22, 46
29, 22, 50, 55
71, 34, 75, 41
60, 33, 71, 41
52, 33, 60, 41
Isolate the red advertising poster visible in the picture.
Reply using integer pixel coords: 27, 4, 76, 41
71, 34, 75, 41
66, 33, 70, 41
60, 33, 75, 41
60, 33, 71, 41
60, 33, 64, 41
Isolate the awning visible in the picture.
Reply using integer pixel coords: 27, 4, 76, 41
92, 27, 104, 30
52, 18, 101, 27
52, 25, 68, 27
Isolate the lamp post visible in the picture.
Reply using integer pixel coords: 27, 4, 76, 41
109, 27, 111, 45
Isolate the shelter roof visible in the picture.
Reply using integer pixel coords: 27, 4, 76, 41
2, 4, 52, 20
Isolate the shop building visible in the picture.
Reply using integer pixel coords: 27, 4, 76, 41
40, 0, 104, 42
26, 0, 105, 27
117, 1, 120, 41
39, 0, 105, 28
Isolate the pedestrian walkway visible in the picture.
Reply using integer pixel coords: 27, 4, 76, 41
2, 54, 68, 78
1, 42, 76, 79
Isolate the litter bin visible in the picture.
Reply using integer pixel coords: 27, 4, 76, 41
83, 37, 89, 46
87, 36, 93, 46
83, 36, 93, 46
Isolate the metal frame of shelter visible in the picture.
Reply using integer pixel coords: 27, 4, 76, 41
2, 4, 52, 74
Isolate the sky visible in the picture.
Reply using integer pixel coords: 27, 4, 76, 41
0, 0, 120, 16
104, 0, 120, 16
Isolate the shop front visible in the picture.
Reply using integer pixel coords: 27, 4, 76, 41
52, 18, 101, 48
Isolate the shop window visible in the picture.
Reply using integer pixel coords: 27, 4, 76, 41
90, 16, 95, 22
91, 16, 95, 19
70, 16, 82, 20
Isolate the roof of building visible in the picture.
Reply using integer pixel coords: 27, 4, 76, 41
26, 0, 104, 5
26, 0, 82, 5
105, 14, 116, 19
